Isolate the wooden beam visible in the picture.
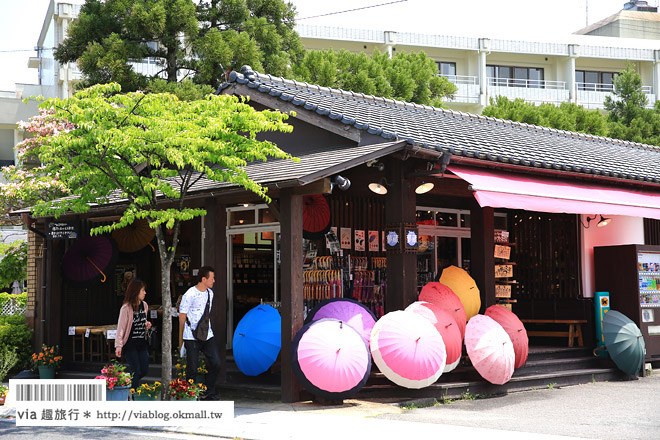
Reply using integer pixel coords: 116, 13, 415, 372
279, 189, 304, 403
470, 200, 495, 313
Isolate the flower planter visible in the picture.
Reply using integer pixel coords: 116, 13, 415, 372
0, 394, 6, 405
133, 393, 159, 401
106, 385, 131, 401
38, 366, 56, 379
172, 395, 198, 401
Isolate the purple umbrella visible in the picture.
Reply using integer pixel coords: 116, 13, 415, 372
304, 298, 377, 344
62, 236, 117, 286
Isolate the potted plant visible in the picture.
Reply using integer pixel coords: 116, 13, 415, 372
167, 378, 206, 401
0, 385, 7, 405
131, 382, 161, 401
31, 345, 62, 379
96, 361, 132, 401
175, 356, 207, 385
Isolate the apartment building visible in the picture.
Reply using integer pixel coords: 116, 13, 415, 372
295, 20, 660, 113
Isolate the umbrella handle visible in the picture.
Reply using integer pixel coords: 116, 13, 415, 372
593, 346, 607, 357
86, 256, 107, 282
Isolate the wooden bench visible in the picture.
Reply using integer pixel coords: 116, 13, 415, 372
520, 319, 587, 347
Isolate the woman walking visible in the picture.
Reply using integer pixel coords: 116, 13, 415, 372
115, 279, 152, 390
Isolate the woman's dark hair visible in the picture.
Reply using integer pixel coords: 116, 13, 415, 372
124, 278, 147, 311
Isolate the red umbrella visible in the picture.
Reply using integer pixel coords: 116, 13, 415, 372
405, 301, 462, 372
419, 282, 467, 340
302, 194, 331, 240
485, 305, 529, 369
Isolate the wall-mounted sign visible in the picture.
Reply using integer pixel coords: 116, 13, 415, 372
47, 221, 78, 240
385, 227, 401, 252
368, 231, 379, 252
495, 264, 514, 278
403, 226, 418, 253
354, 230, 365, 252
494, 245, 511, 260
495, 284, 512, 298
340, 228, 352, 249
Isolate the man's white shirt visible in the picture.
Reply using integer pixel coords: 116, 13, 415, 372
180, 286, 214, 341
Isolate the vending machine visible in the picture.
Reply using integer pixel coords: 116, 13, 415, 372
594, 244, 660, 363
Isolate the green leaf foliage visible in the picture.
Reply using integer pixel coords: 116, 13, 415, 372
0, 241, 27, 289
56, 0, 303, 90
0, 314, 33, 371
291, 49, 457, 106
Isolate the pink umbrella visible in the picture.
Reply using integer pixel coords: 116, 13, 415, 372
406, 301, 462, 372
291, 318, 371, 399
465, 314, 515, 385
485, 305, 529, 369
419, 282, 467, 340
370, 311, 446, 389
304, 298, 377, 344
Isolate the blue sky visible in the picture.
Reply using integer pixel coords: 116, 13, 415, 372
0, 0, 641, 91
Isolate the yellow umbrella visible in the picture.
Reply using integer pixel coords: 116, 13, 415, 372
439, 265, 481, 320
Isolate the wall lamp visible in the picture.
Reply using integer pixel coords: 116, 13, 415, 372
415, 181, 434, 194
581, 214, 612, 229
331, 175, 351, 192
366, 159, 385, 172
368, 177, 393, 195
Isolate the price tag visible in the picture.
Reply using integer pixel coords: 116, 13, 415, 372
106, 329, 117, 340
68, 326, 76, 336
85, 328, 90, 338
171, 307, 179, 317
150, 310, 158, 319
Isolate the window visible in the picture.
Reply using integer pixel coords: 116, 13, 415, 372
575, 70, 617, 91
487, 65, 544, 88
436, 61, 457, 81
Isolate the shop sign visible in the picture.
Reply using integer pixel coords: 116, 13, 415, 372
495, 264, 514, 278
495, 285, 512, 298
47, 221, 78, 240
494, 244, 511, 260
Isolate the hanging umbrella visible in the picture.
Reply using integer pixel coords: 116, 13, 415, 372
233, 304, 281, 376
370, 310, 446, 389
405, 301, 462, 372
419, 282, 467, 340
291, 318, 371, 400
602, 310, 646, 375
111, 219, 156, 253
61, 235, 117, 286
485, 305, 529, 369
302, 194, 331, 240
439, 265, 481, 320
465, 314, 515, 385
304, 297, 377, 344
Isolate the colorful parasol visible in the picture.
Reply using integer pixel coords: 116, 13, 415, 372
233, 305, 281, 376
61, 235, 117, 286
419, 282, 467, 340
405, 301, 462, 372
302, 194, 331, 240
291, 318, 371, 400
304, 297, 377, 344
465, 314, 515, 385
370, 310, 446, 389
111, 219, 155, 253
485, 305, 529, 369
438, 265, 481, 320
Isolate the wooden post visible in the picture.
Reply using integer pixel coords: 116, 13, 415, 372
279, 189, 304, 403
385, 159, 417, 311
470, 201, 495, 312
204, 200, 228, 383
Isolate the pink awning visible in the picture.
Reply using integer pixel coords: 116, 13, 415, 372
448, 165, 660, 220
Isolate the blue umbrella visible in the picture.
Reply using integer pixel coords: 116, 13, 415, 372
233, 305, 281, 376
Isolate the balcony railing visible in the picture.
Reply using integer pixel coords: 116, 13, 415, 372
487, 77, 567, 90
577, 82, 653, 94
438, 74, 478, 85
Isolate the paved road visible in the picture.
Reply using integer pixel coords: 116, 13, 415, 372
2, 374, 659, 439
377, 374, 660, 440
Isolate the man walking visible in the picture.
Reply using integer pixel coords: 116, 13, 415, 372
179, 266, 221, 400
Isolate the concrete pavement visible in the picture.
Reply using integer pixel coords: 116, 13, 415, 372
2, 373, 659, 439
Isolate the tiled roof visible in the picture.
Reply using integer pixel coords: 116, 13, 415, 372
221, 66, 660, 186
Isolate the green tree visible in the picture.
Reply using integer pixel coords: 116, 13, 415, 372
604, 63, 648, 124
0, 241, 27, 289
291, 49, 457, 106
12, 83, 296, 393
55, 0, 303, 91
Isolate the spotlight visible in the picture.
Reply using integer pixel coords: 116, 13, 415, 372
332, 175, 351, 191
597, 215, 611, 227
368, 182, 388, 194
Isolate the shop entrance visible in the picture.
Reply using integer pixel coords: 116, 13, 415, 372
226, 204, 280, 349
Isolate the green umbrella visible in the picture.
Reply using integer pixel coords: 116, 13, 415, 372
602, 310, 646, 375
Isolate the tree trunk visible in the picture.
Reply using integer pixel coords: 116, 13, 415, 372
154, 225, 176, 399
166, 43, 177, 83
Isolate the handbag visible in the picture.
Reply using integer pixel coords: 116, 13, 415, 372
187, 290, 210, 341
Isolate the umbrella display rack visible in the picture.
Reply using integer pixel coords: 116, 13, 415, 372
303, 256, 387, 319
